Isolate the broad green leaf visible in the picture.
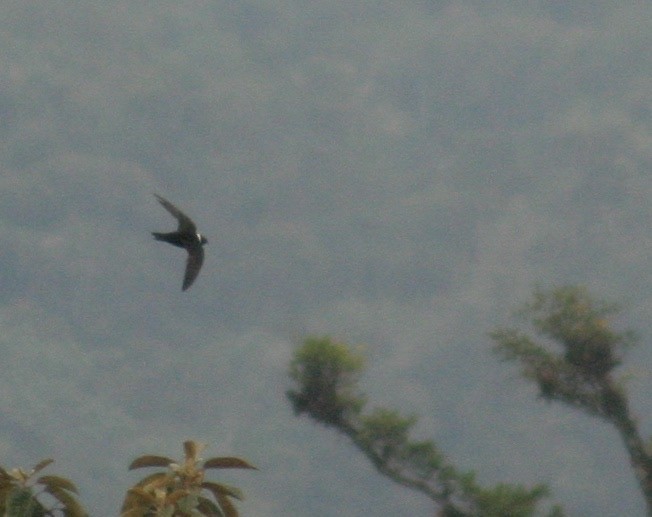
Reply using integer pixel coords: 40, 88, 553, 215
37, 475, 79, 494
202, 457, 257, 470
133, 472, 170, 489
31, 459, 54, 475
216, 493, 239, 517
121, 476, 167, 513
123, 486, 159, 507
128, 455, 175, 470
201, 482, 244, 501
43, 485, 87, 517
197, 496, 225, 517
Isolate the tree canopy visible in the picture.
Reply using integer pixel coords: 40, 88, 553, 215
288, 336, 562, 516
491, 285, 652, 514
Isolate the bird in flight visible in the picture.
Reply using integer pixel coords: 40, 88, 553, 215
152, 194, 207, 291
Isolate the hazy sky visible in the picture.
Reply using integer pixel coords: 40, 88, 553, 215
1, 1, 651, 515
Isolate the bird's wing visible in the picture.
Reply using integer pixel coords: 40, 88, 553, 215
182, 244, 204, 291
154, 194, 197, 233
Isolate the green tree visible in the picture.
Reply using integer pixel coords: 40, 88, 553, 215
0, 440, 255, 516
491, 285, 652, 515
287, 336, 562, 516
121, 440, 256, 517
0, 458, 86, 517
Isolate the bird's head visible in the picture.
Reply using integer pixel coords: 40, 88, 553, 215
198, 233, 208, 245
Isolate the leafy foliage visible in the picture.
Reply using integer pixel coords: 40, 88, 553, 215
491, 285, 652, 514
121, 440, 256, 517
0, 458, 86, 517
288, 336, 560, 516
287, 336, 366, 426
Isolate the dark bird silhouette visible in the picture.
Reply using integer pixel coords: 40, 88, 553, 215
152, 194, 207, 291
